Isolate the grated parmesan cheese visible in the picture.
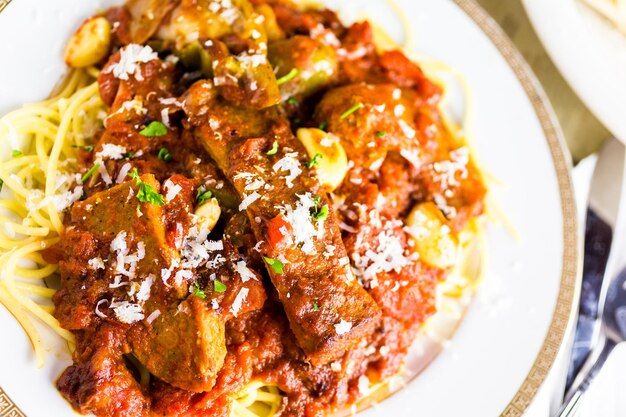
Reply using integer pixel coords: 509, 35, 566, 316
163, 179, 182, 203
272, 152, 302, 188
88, 257, 105, 270
161, 108, 170, 127
116, 163, 132, 184
105, 44, 158, 81
357, 375, 371, 396
239, 191, 261, 211
335, 319, 352, 335
146, 309, 161, 324
95, 299, 108, 318
234, 260, 257, 282
110, 300, 144, 324
136, 274, 154, 302
230, 287, 249, 317
110, 232, 146, 279
279, 193, 321, 255
96, 144, 127, 161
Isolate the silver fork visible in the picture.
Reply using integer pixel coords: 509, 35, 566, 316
556, 138, 626, 417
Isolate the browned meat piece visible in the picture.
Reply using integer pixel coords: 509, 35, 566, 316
182, 79, 381, 365
55, 175, 265, 395
314, 82, 430, 170
128, 296, 227, 393
57, 324, 149, 417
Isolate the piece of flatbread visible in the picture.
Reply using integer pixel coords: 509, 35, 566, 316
582, 0, 626, 34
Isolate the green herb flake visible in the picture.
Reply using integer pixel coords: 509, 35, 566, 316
139, 121, 168, 137
213, 280, 227, 293
158, 147, 172, 161
375, 131, 386, 138
72, 144, 94, 152
313, 196, 322, 206
307, 153, 323, 169
193, 281, 206, 299
124, 151, 134, 160
127, 168, 165, 206
318, 121, 328, 131
266, 140, 279, 156
263, 256, 285, 274
196, 186, 213, 206
276, 68, 299, 85
81, 163, 101, 183
312, 204, 329, 221
339, 102, 364, 120
287, 97, 298, 105
0, 179, 3, 192
312, 302, 320, 311
11, 150, 23, 158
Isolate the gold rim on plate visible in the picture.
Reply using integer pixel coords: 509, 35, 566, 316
453, 1, 580, 416
0, 1, 581, 416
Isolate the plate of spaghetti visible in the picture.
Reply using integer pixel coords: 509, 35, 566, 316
0, 1, 578, 416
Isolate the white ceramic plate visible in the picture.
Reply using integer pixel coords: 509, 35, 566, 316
0, 1, 578, 416
522, 0, 626, 143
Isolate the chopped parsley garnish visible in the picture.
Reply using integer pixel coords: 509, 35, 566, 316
196, 186, 213, 206
124, 151, 135, 160
318, 121, 328, 131
339, 102, 364, 120
213, 280, 227, 293
312, 205, 329, 221
0, 179, 3, 192
128, 167, 165, 205
311, 196, 328, 221
376, 131, 386, 138
158, 147, 172, 161
266, 140, 279, 155
263, 256, 284, 274
276, 68, 299, 85
72, 144, 94, 152
139, 121, 167, 137
81, 163, 100, 183
312, 302, 320, 311
11, 150, 23, 158
307, 153, 323, 168
287, 97, 298, 105
193, 281, 206, 299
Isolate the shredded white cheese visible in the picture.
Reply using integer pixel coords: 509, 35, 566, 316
88, 257, 105, 270
239, 191, 261, 211
105, 44, 158, 81
146, 309, 161, 324
357, 375, 371, 396
272, 152, 302, 188
230, 287, 249, 317
96, 144, 127, 160
110, 300, 144, 324
335, 319, 352, 335
136, 275, 154, 303
163, 179, 183, 203
279, 193, 321, 255
95, 299, 108, 318
234, 260, 257, 282
116, 163, 132, 184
